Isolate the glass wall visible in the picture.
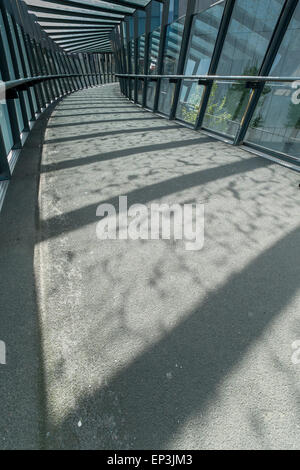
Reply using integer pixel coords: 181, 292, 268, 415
176, 1, 225, 124
157, 16, 185, 115
202, 0, 285, 137
0, 1, 115, 180
245, 1, 300, 160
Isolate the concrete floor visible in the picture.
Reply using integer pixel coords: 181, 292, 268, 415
0, 83, 300, 449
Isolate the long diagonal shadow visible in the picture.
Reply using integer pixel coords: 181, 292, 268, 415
44, 125, 182, 145
47, 117, 162, 129
52, 111, 145, 118
56, 106, 137, 111
48, 225, 300, 449
42, 137, 214, 172
41, 155, 271, 242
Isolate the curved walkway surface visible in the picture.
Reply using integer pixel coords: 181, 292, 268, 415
0, 83, 300, 449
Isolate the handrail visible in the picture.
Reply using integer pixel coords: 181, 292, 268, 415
2, 74, 113, 92
116, 74, 300, 83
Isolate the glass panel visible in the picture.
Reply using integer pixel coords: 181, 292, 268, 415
137, 79, 143, 104
168, 0, 188, 23
157, 16, 185, 114
0, 10, 24, 134
138, 10, 146, 36
151, 1, 163, 31
137, 33, 145, 104
137, 34, 145, 73
246, 1, 300, 160
129, 39, 135, 73
176, 2, 224, 123
146, 25, 160, 109
203, 0, 285, 138
158, 77, 175, 114
176, 81, 205, 124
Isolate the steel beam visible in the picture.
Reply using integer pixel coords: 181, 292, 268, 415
27, 5, 124, 21
25, 0, 134, 16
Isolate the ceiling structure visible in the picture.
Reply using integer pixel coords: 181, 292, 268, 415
23, 0, 151, 53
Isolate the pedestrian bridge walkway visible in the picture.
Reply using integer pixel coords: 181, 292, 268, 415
0, 83, 300, 449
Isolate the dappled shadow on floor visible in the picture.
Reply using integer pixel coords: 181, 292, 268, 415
45, 225, 300, 449
28, 84, 300, 449
40, 154, 271, 241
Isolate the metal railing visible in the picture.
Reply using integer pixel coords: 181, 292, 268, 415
116, 73, 300, 169
0, 73, 116, 182
4, 73, 114, 96
116, 73, 300, 83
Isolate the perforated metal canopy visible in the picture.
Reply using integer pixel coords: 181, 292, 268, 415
23, 0, 152, 52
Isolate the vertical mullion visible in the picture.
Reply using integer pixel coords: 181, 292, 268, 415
120, 22, 127, 95
153, 0, 170, 112
169, 0, 196, 119
133, 12, 138, 102
142, 4, 151, 107
126, 19, 131, 98
195, 0, 235, 130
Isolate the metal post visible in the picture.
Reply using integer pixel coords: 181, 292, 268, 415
125, 19, 131, 98
133, 12, 139, 102
153, 0, 170, 112
142, 4, 151, 107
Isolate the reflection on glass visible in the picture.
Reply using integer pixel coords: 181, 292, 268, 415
177, 82, 205, 124
137, 34, 145, 104
137, 79, 144, 104
129, 39, 135, 73
203, 0, 284, 137
137, 34, 145, 74
176, 2, 224, 124
246, 1, 300, 160
146, 26, 160, 108
158, 16, 185, 114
